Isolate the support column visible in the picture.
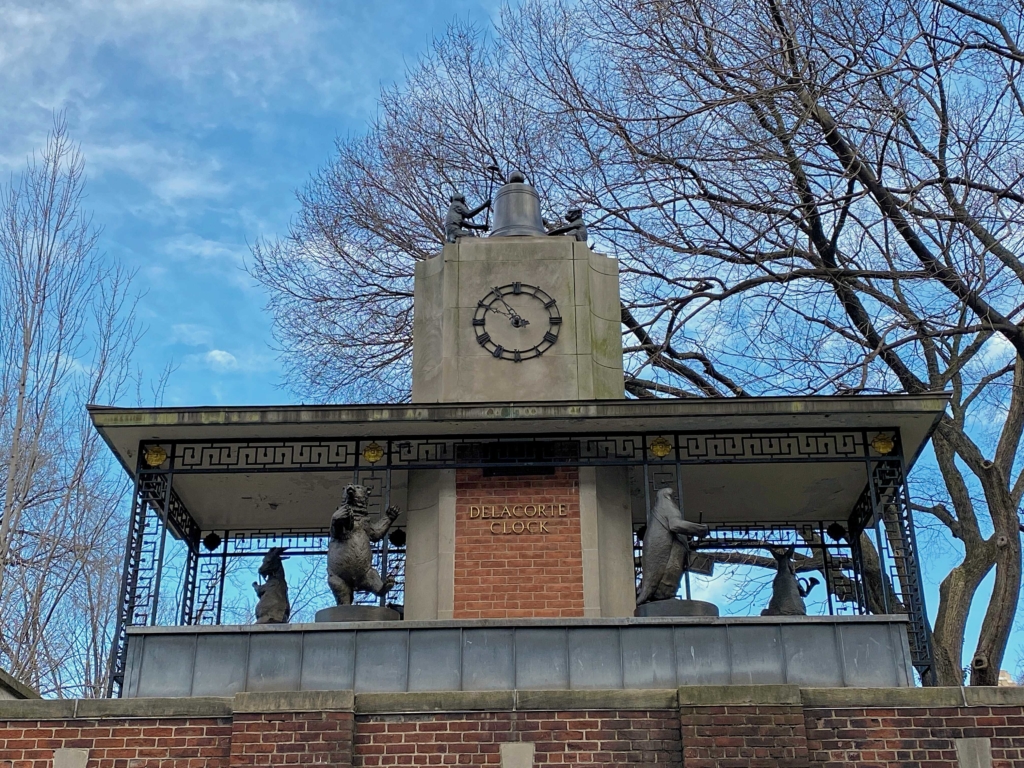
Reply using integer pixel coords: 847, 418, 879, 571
453, 467, 584, 619
404, 469, 456, 621
579, 467, 602, 617
107, 460, 145, 698
870, 453, 934, 684
580, 466, 636, 617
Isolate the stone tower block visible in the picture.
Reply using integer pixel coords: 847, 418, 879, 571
411, 236, 624, 403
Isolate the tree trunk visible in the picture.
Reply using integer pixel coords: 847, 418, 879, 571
931, 550, 993, 686
0, 293, 37, 596
858, 532, 904, 616
969, 481, 1022, 685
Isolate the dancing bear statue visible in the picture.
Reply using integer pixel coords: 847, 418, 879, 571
327, 484, 400, 605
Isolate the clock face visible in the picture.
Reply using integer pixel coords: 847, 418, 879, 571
472, 282, 562, 362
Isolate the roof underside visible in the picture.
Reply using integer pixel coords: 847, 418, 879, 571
89, 395, 948, 532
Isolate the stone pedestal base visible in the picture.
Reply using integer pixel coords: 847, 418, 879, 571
315, 605, 401, 623
634, 599, 719, 617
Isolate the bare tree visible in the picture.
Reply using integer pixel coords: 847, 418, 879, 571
0, 117, 140, 696
250, 0, 1023, 685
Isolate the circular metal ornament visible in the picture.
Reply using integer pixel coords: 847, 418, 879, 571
362, 441, 384, 464
649, 436, 673, 458
870, 433, 895, 455
143, 445, 168, 467
472, 282, 561, 362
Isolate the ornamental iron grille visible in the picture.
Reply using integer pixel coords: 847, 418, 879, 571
143, 429, 872, 474
633, 522, 867, 617
634, 463, 867, 616
108, 426, 932, 696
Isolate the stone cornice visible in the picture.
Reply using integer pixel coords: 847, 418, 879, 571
2, 685, 1022, 720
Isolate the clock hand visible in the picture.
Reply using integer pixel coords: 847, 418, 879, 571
492, 287, 516, 314
491, 287, 529, 328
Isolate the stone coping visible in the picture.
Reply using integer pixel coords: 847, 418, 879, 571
0, 668, 39, 700
3, 685, 1023, 720
126, 614, 909, 635
88, 393, 949, 429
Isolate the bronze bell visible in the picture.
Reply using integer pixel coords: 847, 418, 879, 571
489, 171, 546, 237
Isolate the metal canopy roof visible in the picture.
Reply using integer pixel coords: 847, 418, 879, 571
89, 394, 948, 532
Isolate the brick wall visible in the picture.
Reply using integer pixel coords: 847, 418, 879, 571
353, 710, 682, 766
230, 711, 354, 767
2, 688, 1024, 768
680, 704, 808, 768
0, 717, 231, 767
804, 705, 1024, 768
453, 468, 584, 619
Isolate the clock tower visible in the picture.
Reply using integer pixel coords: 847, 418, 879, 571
411, 175, 624, 402
404, 174, 636, 622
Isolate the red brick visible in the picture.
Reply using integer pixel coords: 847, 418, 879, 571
453, 468, 586, 619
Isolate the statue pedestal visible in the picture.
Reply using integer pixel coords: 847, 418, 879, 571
315, 605, 401, 623
634, 599, 719, 618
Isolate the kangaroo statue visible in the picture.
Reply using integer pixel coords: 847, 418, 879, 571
253, 546, 291, 624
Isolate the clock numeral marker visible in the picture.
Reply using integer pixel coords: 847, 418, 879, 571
544, 299, 557, 308
549, 316, 562, 324
472, 318, 485, 326
513, 349, 522, 362
492, 345, 504, 358
512, 282, 521, 294
477, 333, 490, 345
544, 331, 558, 344
477, 299, 488, 307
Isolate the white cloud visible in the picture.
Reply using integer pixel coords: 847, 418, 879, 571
0, 0, 496, 411
980, 333, 1014, 367
182, 345, 276, 374
0, 0, 370, 200
170, 323, 214, 346
84, 141, 230, 204
204, 349, 238, 371
163, 234, 245, 265
0, 1, 376, 133
157, 234, 262, 293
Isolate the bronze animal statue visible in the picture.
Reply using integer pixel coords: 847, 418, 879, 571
327, 484, 401, 605
253, 546, 291, 624
760, 546, 819, 616
637, 487, 710, 605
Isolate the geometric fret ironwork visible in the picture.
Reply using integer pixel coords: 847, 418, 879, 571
190, 528, 407, 627
845, 449, 935, 684
140, 429, 874, 475
873, 458, 934, 684
107, 470, 175, 697
109, 425, 933, 695
633, 520, 867, 617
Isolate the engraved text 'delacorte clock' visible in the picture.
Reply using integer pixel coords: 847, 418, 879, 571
472, 283, 561, 362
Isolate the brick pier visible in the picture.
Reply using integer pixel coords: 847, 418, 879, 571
454, 468, 584, 619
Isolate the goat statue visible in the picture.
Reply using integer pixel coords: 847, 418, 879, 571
253, 546, 291, 624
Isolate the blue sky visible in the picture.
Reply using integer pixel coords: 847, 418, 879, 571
1, 0, 500, 406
